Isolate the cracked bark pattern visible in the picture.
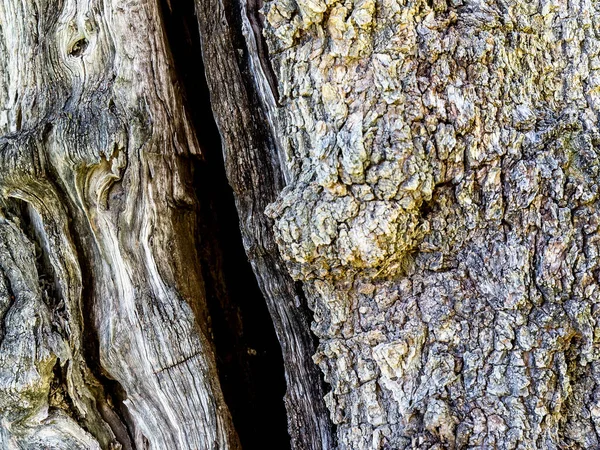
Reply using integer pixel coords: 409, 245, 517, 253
0, 0, 240, 448
261, 0, 600, 448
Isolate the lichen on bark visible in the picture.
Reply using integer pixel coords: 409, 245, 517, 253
261, 0, 600, 447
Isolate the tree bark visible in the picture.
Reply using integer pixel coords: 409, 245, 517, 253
192, 0, 335, 448
254, 0, 600, 448
2, 0, 600, 449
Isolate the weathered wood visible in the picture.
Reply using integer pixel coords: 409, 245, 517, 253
3, 0, 600, 447
0, 0, 239, 448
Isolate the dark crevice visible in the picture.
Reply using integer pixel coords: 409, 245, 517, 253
159, 1, 290, 449
0, 270, 10, 343
419, 180, 456, 220
49, 359, 78, 416
9, 200, 60, 310
246, 0, 280, 104
69, 38, 88, 57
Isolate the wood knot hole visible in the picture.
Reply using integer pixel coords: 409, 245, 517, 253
69, 38, 88, 57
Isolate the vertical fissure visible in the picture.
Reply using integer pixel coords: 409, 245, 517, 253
69, 218, 137, 450
158, 0, 291, 448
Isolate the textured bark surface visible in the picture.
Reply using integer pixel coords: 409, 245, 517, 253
2, 0, 600, 448
259, 0, 600, 448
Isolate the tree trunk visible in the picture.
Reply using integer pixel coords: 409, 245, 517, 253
2, 0, 600, 449
0, 0, 240, 448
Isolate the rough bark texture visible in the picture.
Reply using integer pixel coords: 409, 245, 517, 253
258, 0, 600, 448
2, 0, 600, 448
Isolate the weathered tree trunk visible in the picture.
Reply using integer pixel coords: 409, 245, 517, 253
0, 0, 240, 448
2, 0, 600, 448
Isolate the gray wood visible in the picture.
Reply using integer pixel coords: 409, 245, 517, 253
0, 0, 239, 448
